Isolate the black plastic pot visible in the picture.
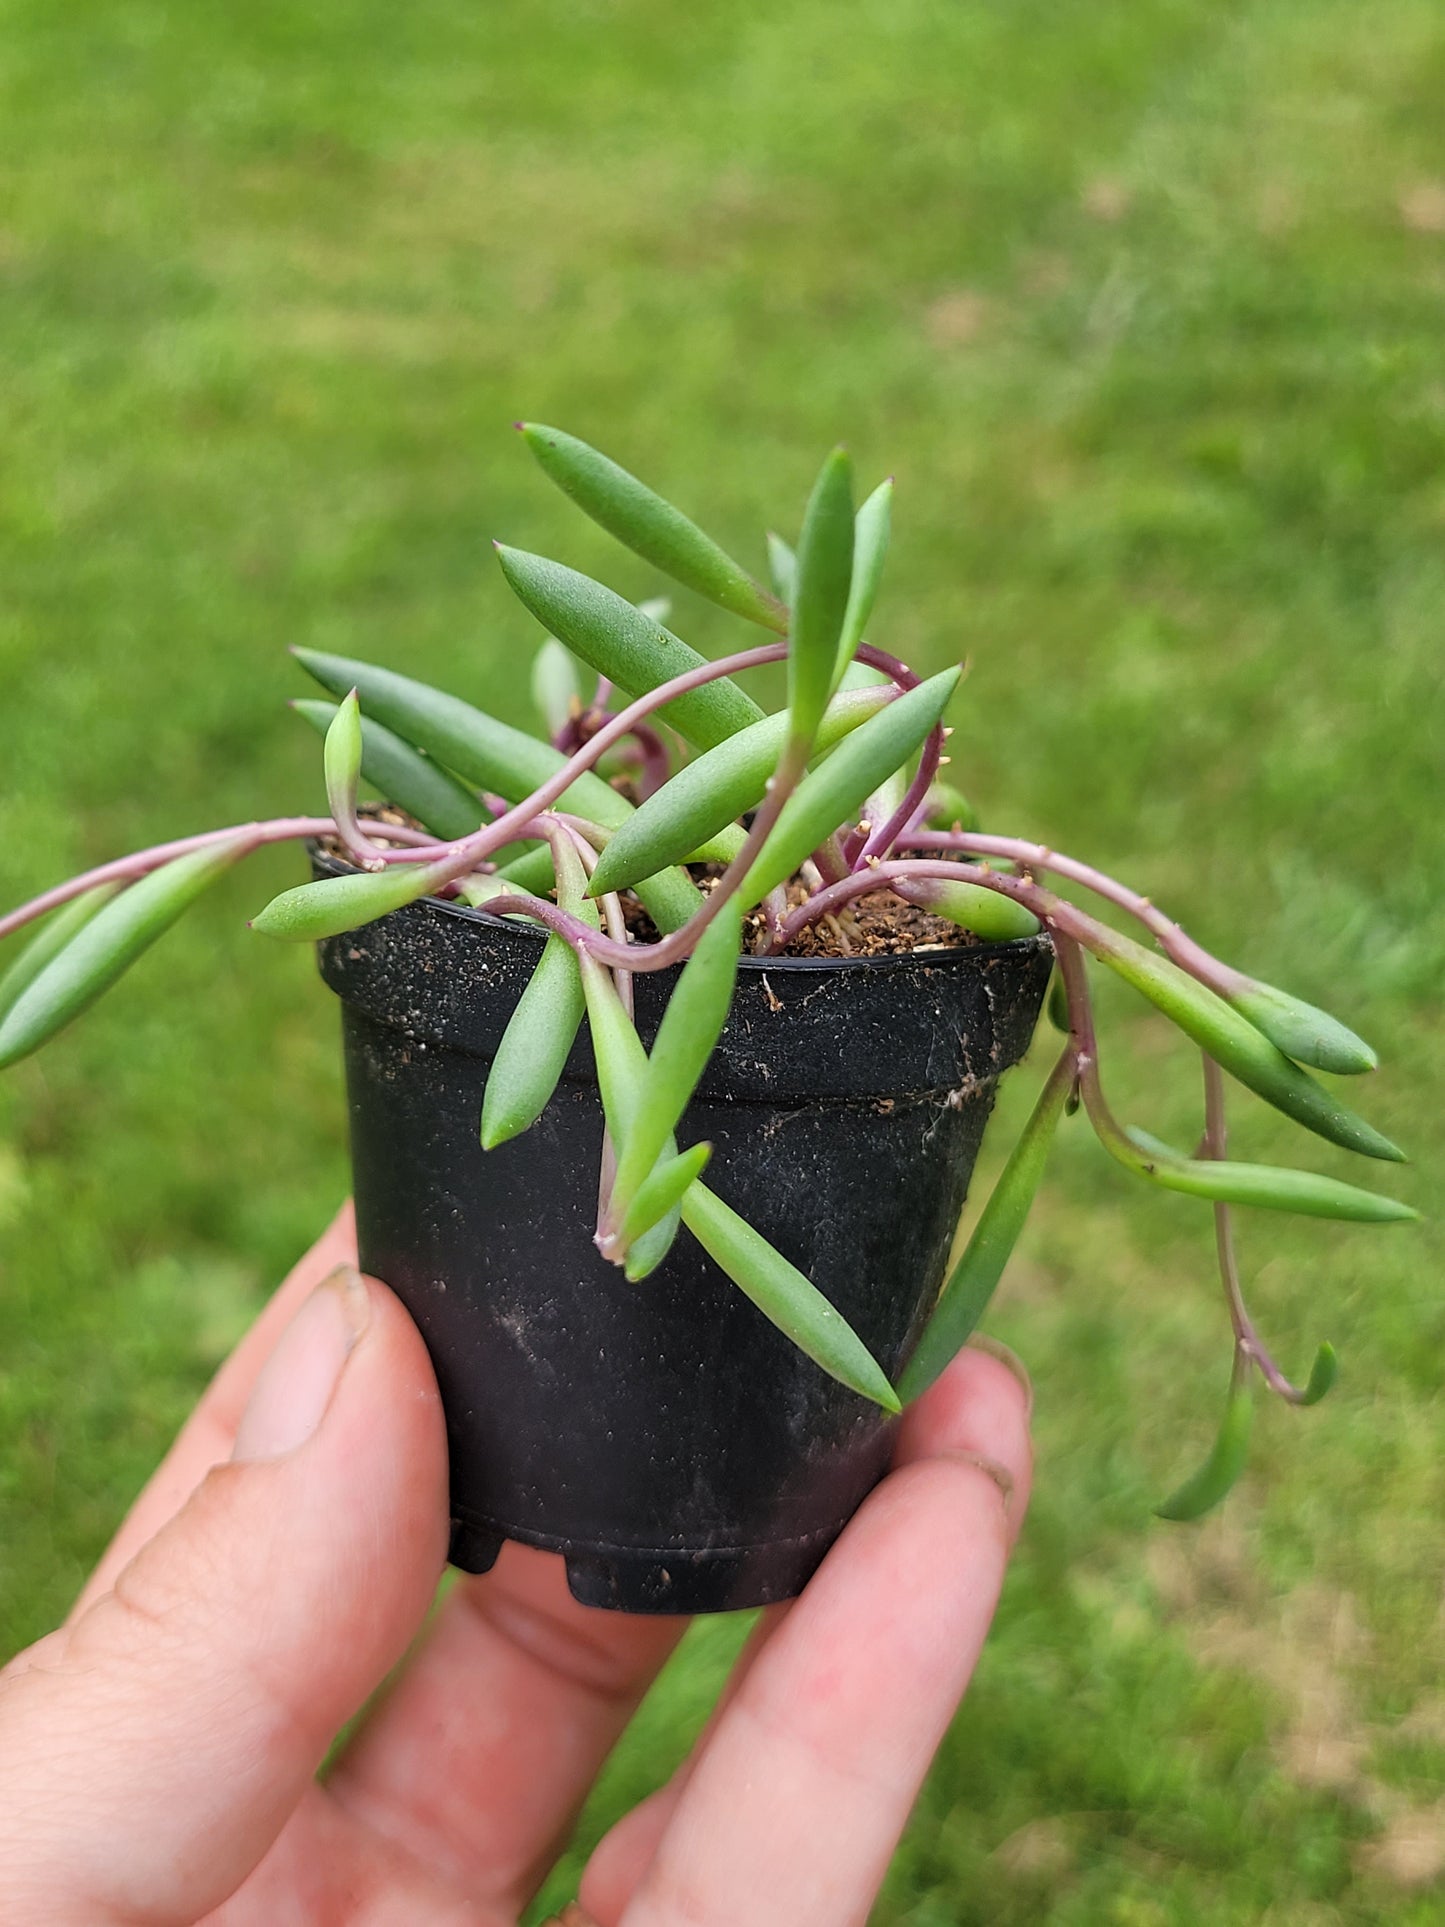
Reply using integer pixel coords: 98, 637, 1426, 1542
314, 857, 1051, 1614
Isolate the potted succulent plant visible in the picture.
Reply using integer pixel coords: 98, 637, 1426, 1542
0, 427, 1415, 1613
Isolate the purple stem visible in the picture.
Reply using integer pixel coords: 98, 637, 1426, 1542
476, 738, 811, 974
427, 644, 792, 885
0, 817, 437, 945
627, 720, 674, 800
557, 706, 671, 799
765, 857, 1058, 952
854, 721, 945, 868
1054, 934, 1312, 1408
4, 638, 916, 959
1201, 1054, 1307, 1402
1, 644, 796, 949
900, 830, 1252, 997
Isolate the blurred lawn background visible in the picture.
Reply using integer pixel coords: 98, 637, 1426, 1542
2, 0, 1442, 1918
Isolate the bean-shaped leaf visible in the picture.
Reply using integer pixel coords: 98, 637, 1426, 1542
1297, 1341, 1337, 1406
766, 531, 796, 603
610, 898, 743, 1219
679, 1183, 900, 1412
788, 447, 854, 747
741, 668, 960, 904
924, 780, 979, 832
0, 884, 122, 1019
479, 936, 586, 1148
251, 856, 459, 942
324, 688, 364, 832
293, 647, 701, 934
293, 700, 483, 843
897, 1048, 1074, 1404
835, 478, 892, 679
1228, 979, 1377, 1076
586, 685, 894, 898
500, 547, 770, 755
1119, 1128, 1415, 1222
1090, 924, 1403, 1162
1156, 1369, 1253, 1522
900, 876, 1041, 943
480, 836, 599, 1149
496, 547, 765, 751
532, 636, 582, 738
621, 1142, 713, 1272
520, 423, 787, 632
0, 839, 250, 1071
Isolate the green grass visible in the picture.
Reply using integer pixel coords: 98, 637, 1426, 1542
2, 0, 1443, 1916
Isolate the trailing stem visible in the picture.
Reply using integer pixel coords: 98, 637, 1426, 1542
901, 828, 1254, 999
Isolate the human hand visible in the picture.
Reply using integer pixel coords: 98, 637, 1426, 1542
0, 1207, 1032, 1926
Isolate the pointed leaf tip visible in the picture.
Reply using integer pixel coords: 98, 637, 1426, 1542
1297, 1341, 1338, 1407
519, 423, 786, 631
1230, 980, 1378, 1076
787, 447, 855, 747
1156, 1369, 1253, 1523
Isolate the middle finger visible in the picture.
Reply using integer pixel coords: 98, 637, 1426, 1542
327, 1542, 686, 1915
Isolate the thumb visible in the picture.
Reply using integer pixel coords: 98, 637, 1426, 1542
0, 1266, 449, 1927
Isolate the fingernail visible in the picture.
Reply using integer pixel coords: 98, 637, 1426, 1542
233, 1265, 369, 1462
942, 1449, 1016, 1516
966, 1332, 1034, 1421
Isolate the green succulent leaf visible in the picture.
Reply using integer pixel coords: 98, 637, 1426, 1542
480, 836, 598, 1149
531, 636, 582, 739
1089, 924, 1403, 1162
901, 876, 1041, 943
293, 699, 483, 843
519, 423, 787, 632
323, 688, 364, 830
836, 478, 893, 677
0, 840, 249, 1071
495, 546, 765, 751
479, 936, 585, 1149
741, 668, 960, 904
766, 531, 797, 603
578, 952, 684, 1274
578, 950, 892, 1399
1156, 1368, 1254, 1523
292, 648, 701, 933
788, 447, 855, 746
586, 685, 894, 898
679, 1183, 900, 1412
898, 1048, 1074, 1404
621, 1142, 713, 1273
1229, 979, 1377, 1076
924, 781, 979, 832
251, 856, 459, 942
840, 661, 908, 827
1119, 1127, 1416, 1222
609, 898, 743, 1220
0, 884, 123, 1022
1297, 1341, 1338, 1407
